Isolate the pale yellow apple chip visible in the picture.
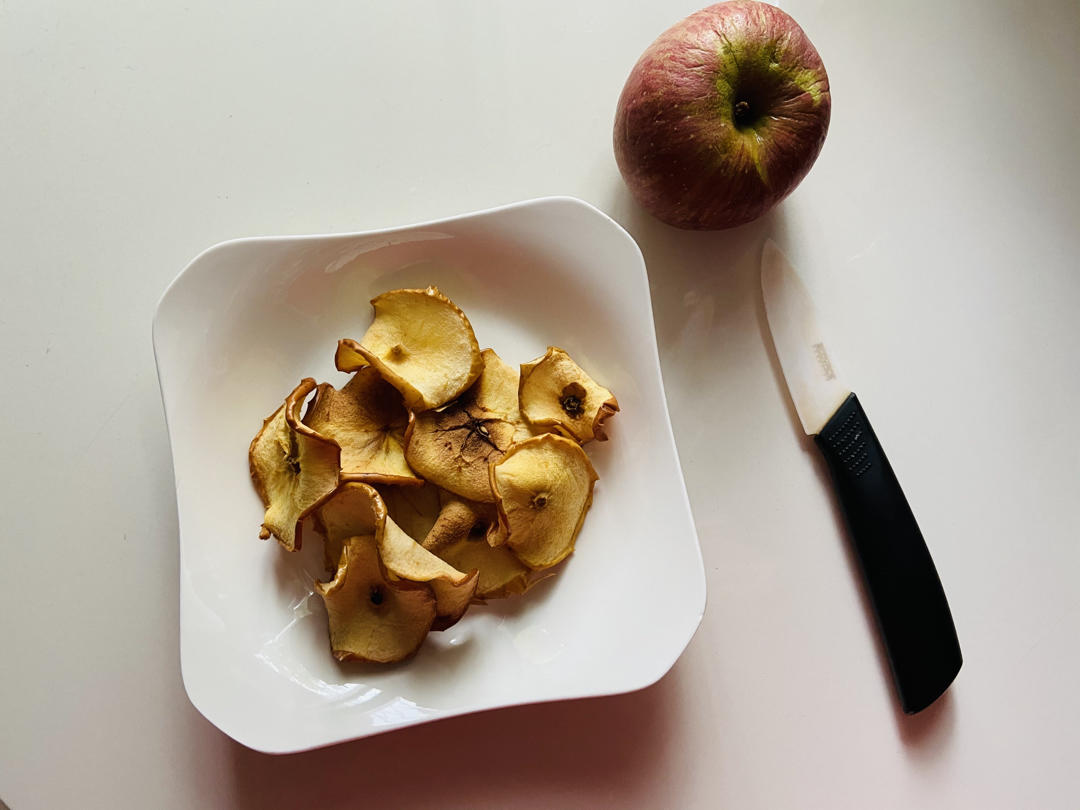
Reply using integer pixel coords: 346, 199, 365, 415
303, 366, 421, 486
462, 348, 537, 443
404, 405, 515, 503
249, 378, 341, 552
346, 287, 483, 412
439, 536, 531, 599
334, 338, 367, 373
315, 534, 436, 663
380, 516, 479, 630
489, 433, 598, 569
519, 347, 619, 442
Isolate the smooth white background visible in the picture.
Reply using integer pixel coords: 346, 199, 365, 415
2, 0, 1078, 807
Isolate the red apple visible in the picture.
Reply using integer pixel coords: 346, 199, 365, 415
613, 1, 831, 230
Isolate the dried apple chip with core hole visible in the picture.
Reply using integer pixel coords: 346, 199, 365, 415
249, 378, 341, 551
347, 287, 483, 411
315, 534, 436, 663
519, 347, 619, 442
439, 535, 531, 599
489, 433, 598, 569
303, 366, 421, 486
404, 405, 515, 503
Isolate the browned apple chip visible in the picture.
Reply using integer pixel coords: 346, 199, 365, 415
519, 347, 619, 442
489, 433, 598, 569
303, 366, 421, 486
315, 534, 436, 663
249, 378, 341, 551
420, 491, 495, 552
345, 287, 483, 411
404, 346, 553, 503
404, 405, 515, 503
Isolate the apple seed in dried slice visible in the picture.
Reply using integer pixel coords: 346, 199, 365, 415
340, 287, 483, 412
303, 366, 421, 486
249, 378, 341, 552
315, 534, 436, 663
489, 433, 598, 569
519, 347, 619, 442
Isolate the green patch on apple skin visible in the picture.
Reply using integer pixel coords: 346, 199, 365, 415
791, 68, 826, 105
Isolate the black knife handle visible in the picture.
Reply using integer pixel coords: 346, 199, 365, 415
814, 393, 962, 714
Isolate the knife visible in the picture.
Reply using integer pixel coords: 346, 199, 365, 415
760, 240, 962, 714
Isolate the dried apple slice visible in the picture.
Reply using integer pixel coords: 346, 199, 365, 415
249, 378, 341, 551
519, 347, 619, 442
421, 491, 494, 552
379, 516, 479, 630
334, 338, 367, 373
465, 349, 520, 416
403, 348, 539, 502
314, 479, 387, 573
381, 483, 493, 555
404, 405, 515, 503
303, 366, 421, 486
489, 433, 599, 569
316, 482, 478, 630
376, 482, 441, 545
344, 287, 483, 412
315, 534, 436, 663
439, 535, 531, 599
462, 348, 537, 443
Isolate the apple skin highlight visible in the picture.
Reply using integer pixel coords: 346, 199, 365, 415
614, 1, 831, 230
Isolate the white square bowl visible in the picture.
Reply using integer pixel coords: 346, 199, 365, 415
153, 196, 705, 753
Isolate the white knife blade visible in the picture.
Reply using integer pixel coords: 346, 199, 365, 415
760, 239, 851, 435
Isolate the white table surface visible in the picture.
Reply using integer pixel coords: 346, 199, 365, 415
3, 1, 1079, 807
